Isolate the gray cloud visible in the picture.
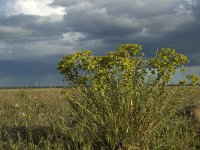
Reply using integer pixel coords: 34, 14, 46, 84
0, 0, 200, 87
191, 0, 200, 20
53, 0, 200, 62
0, 15, 67, 42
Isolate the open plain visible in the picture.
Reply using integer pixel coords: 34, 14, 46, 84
0, 86, 200, 149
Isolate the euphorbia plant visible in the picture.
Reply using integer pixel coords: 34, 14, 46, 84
57, 44, 189, 93
57, 44, 199, 149
58, 44, 142, 95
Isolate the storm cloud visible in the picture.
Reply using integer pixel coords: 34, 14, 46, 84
0, 0, 200, 87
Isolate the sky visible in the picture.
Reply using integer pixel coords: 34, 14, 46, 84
0, 0, 200, 87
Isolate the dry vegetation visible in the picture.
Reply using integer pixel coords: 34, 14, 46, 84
0, 88, 72, 149
0, 87, 200, 149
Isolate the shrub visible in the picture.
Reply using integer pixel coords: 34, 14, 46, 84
57, 44, 199, 149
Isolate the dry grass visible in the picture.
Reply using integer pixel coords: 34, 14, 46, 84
0, 88, 73, 149
0, 88, 67, 126
0, 87, 200, 149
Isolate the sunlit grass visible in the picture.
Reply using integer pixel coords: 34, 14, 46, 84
0, 87, 200, 149
0, 88, 72, 149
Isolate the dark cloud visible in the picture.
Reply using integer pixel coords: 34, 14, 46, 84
191, 0, 200, 20
0, 57, 59, 77
0, 15, 67, 43
58, 0, 200, 65
0, 0, 200, 87
150, 20, 200, 66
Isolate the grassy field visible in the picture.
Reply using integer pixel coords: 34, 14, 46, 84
0, 87, 200, 149
0, 88, 72, 149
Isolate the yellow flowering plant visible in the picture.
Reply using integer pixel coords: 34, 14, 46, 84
57, 44, 199, 149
